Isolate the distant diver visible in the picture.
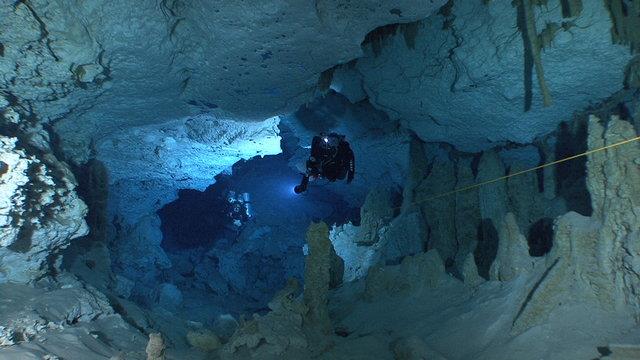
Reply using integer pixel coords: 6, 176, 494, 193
294, 132, 355, 194
225, 190, 253, 230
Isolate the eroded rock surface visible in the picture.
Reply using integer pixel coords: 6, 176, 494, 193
0, 114, 88, 283
333, 1, 632, 151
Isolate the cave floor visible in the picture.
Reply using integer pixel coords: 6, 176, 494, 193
1, 267, 637, 359
325, 272, 636, 360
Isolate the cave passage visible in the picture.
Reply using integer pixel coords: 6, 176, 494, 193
156, 135, 360, 317
159, 154, 360, 252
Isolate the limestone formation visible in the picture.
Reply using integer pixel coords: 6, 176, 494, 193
477, 150, 508, 226
329, 223, 379, 282
220, 281, 310, 360
364, 250, 445, 300
356, 187, 396, 245
303, 222, 335, 334
377, 210, 428, 263
585, 115, 640, 314
0, 124, 88, 283
512, 115, 640, 333
490, 213, 534, 281
402, 136, 430, 214
146, 333, 166, 360
219, 224, 346, 359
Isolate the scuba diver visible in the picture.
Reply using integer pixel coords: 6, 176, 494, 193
294, 132, 355, 194
225, 191, 253, 231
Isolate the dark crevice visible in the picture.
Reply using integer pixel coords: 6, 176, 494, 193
15, 0, 61, 62
527, 218, 554, 257
471, 152, 482, 178
560, 0, 583, 18
361, 21, 422, 57
439, 0, 464, 93
8, 224, 34, 253
474, 219, 499, 280
318, 67, 336, 92
554, 120, 592, 216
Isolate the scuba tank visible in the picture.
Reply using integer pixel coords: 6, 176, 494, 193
242, 192, 253, 218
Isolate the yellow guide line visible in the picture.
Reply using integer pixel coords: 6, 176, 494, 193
405, 135, 640, 206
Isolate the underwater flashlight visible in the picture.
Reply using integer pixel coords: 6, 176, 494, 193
323, 137, 328, 143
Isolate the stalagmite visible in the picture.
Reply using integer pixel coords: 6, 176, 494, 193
303, 222, 335, 334
145, 333, 166, 360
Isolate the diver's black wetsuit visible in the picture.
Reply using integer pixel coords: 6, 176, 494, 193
295, 133, 355, 193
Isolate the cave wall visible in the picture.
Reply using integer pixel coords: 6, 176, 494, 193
0, 104, 88, 283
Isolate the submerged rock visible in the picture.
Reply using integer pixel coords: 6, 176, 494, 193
490, 213, 534, 281
146, 333, 166, 360
364, 249, 445, 300
186, 329, 221, 352
303, 222, 336, 334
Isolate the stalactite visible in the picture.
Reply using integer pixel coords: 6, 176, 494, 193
515, 0, 553, 111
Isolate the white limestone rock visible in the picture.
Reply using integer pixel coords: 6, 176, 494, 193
0, 135, 88, 283
0, 0, 105, 128
330, 222, 378, 282
2, 0, 444, 163
0, 96, 9, 109
186, 329, 221, 352
146, 333, 166, 360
